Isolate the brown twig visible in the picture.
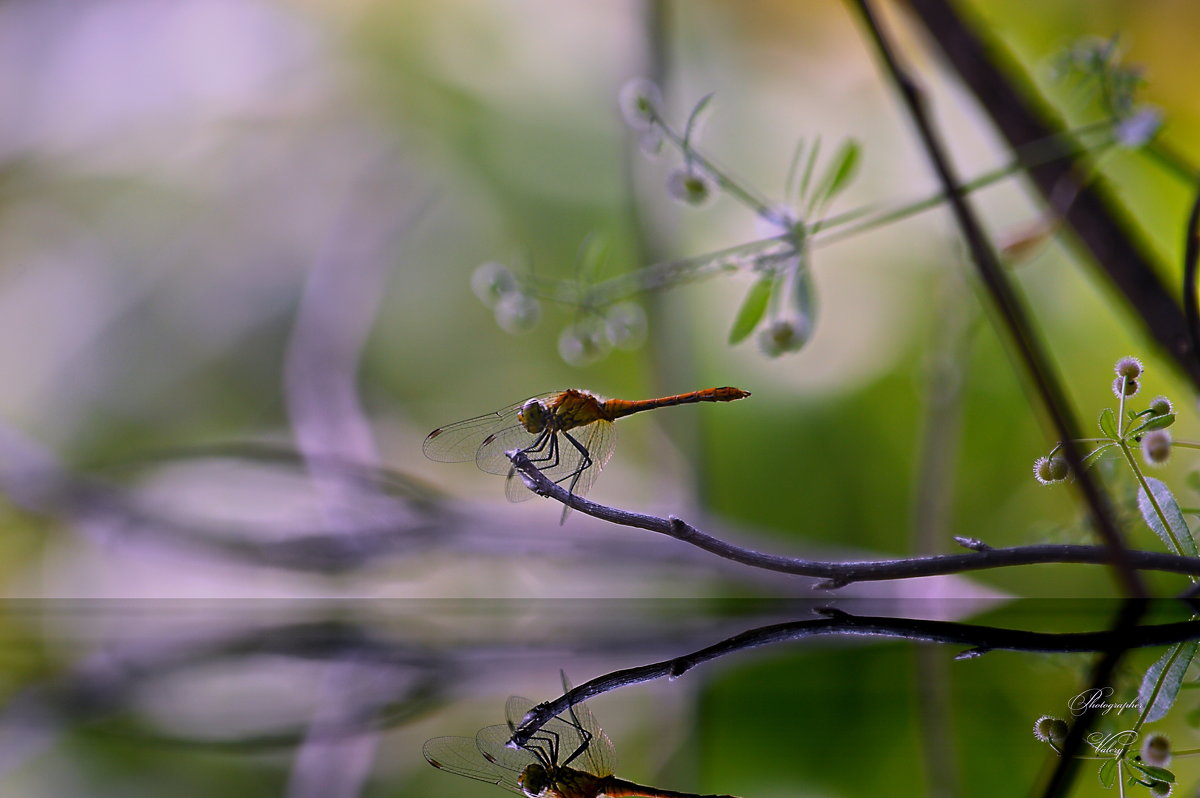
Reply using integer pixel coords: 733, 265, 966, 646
508, 451, 1200, 585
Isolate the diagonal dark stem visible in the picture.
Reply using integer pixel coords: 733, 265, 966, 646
903, 0, 1200, 386
1184, 184, 1200, 362
848, 0, 1144, 597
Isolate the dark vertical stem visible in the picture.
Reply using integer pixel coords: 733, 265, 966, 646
902, 0, 1200, 387
1183, 185, 1200, 362
848, 0, 1145, 597
1037, 600, 1146, 798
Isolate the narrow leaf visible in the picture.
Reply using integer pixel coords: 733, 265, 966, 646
728, 275, 774, 344
1128, 413, 1176, 436
1187, 470, 1200, 494
798, 137, 821, 208
789, 257, 817, 340
812, 139, 861, 209
1128, 761, 1175, 783
784, 137, 806, 205
683, 92, 715, 148
1099, 408, 1117, 438
1082, 443, 1117, 469
1098, 757, 1117, 789
1137, 477, 1197, 557
576, 234, 611, 281
1138, 640, 1199, 723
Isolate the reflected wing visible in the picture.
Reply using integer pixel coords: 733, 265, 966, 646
506, 695, 616, 778
423, 399, 530, 465
423, 735, 524, 794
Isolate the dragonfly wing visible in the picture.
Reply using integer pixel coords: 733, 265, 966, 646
476, 722, 540, 773
505, 464, 539, 503
559, 697, 617, 777
477, 423, 542, 476
423, 399, 527, 464
506, 695, 616, 778
562, 421, 615, 500
423, 736, 524, 794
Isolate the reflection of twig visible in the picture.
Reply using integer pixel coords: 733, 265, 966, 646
849, 0, 1144, 596
509, 451, 1200, 584
510, 605, 1198, 748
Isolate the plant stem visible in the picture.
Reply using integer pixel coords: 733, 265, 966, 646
1118, 440, 1185, 555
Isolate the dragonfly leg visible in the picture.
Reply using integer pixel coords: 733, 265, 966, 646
522, 727, 560, 767
521, 430, 553, 461
559, 706, 594, 768
557, 431, 594, 497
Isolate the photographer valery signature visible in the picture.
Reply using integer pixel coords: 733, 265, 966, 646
1068, 687, 1141, 717
1086, 729, 1139, 755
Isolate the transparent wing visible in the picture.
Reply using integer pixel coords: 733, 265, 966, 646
502, 422, 617, 509
476, 723, 540, 773
423, 735, 524, 794
422, 398, 532, 465
477, 423, 543, 476
506, 696, 616, 778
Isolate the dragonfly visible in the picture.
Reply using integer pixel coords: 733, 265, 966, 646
423, 695, 738, 798
422, 387, 750, 520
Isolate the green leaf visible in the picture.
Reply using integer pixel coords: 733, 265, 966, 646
1137, 477, 1197, 556
1128, 413, 1176, 436
1082, 443, 1117, 469
576, 233, 611, 281
1098, 757, 1117, 789
789, 257, 817, 341
1099, 408, 1117, 438
811, 139, 861, 210
728, 275, 774, 344
1138, 640, 1199, 723
798, 136, 821, 206
683, 92, 715, 148
1187, 470, 1200, 494
1128, 761, 1175, 783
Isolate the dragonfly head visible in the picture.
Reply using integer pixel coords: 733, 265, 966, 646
517, 398, 549, 434
517, 763, 550, 797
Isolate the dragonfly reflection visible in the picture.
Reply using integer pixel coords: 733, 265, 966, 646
424, 696, 738, 798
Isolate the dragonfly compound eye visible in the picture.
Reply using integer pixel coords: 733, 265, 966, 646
518, 399, 549, 433
518, 764, 549, 797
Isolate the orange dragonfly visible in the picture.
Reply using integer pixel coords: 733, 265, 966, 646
422, 387, 750, 519
423, 695, 738, 798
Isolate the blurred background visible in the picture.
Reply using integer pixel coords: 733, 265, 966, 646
0, 0, 1198, 795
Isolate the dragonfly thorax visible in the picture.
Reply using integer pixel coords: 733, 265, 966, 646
517, 398, 551, 434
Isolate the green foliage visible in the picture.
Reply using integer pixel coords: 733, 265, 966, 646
728, 275, 773, 345
1139, 641, 1199, 723
1137, 478, 1195, 557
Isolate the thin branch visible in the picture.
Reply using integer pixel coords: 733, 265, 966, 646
848, 0, 1145, 597
509, 604, 1192, 749
508, 452, 1200, 584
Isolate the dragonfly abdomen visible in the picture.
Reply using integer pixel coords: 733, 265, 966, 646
600, 776, 740, 798
601, 387, 750, 421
